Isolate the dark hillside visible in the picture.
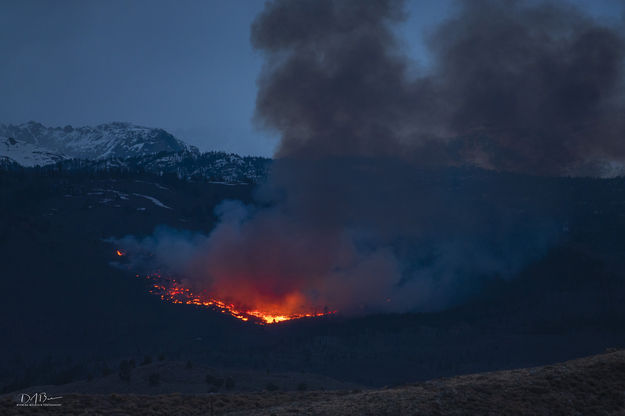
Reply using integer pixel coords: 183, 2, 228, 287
3, 349, 625, 415
2, 168, 625, 392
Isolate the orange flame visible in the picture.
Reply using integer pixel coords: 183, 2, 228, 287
139, 272, 334, 324
116, 248, 335, 324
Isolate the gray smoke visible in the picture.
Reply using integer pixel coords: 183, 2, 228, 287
254, 0, 625, 175
118, 0, 622, 316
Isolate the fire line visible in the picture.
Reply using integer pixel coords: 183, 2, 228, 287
118, 250, 334, 324
145, 273, 333, 324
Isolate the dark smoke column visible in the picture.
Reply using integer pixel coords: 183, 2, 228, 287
253, 0, 625, 175
425, 0, 625, 175
251, 0, 424, 159
118, 0, 625, 319
195, 0, 625, 315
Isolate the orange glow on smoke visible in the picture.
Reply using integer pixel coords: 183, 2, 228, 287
116, 248, 335, 324
138, 271, 334, 325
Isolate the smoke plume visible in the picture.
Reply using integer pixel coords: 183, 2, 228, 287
118, 0, 624, 316
254, 0, 625, 175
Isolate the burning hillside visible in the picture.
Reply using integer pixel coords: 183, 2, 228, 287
118, 248, 333, 324
144, 272, 333, 324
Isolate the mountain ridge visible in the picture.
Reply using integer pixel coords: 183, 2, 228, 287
0, 121, 195, 161
0, 121, 270, 183
57, 150, 270, 184
0, 136, 66, 167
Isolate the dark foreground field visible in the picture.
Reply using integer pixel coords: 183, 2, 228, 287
3, 349, 624, 415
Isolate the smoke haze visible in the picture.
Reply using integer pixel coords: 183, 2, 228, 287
117, 0, 624, 316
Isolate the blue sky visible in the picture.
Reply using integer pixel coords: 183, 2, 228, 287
0, 0, 622, 156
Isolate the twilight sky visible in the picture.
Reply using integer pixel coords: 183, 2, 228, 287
0, 0, 622, 156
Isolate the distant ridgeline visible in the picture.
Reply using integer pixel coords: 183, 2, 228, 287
53, 151, 271, 184
0, 122, 270, 184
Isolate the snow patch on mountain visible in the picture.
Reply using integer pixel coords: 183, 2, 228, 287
132, 193, 172, 209
0, 121, 195, 160
0, 121, 270, 183
58, 150, 270, 184
0, 136, 67, 167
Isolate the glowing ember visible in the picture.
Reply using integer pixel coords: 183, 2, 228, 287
116, 249, 126, 257
138, 271, 333, 325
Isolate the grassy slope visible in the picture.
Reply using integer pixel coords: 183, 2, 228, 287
5, 361, 362, 395
2, 349, 625, 415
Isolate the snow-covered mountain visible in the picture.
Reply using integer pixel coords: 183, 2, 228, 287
58, 150, 270, 184
0, 136, 67, 167
0, 121, 194, 161
0, 121, 270, 183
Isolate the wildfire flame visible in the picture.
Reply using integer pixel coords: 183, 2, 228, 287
144, 273, 332, 324
118, 250, 334, 324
